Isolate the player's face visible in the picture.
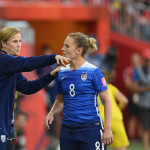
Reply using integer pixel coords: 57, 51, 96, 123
62, 36, 79, 59
2, 33, 22, 56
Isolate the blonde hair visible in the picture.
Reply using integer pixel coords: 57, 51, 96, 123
68, 32, 97, 57
0, 27, 20, 49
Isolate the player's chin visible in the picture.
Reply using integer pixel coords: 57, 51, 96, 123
15, 51, 21, 56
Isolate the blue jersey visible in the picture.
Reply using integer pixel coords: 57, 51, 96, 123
57, 62, 107, 128
0, 50, 56, 136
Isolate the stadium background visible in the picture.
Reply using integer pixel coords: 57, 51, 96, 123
0, 0, 150, 149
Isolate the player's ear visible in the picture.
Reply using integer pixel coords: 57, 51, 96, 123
1, 41, 7, 48
77, 47, 83, 55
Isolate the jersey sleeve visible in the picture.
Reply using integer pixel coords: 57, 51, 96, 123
0, 54, 57, 74
92, 68, 108, 92
16, 72, 55, 94
56, 76, 63, 94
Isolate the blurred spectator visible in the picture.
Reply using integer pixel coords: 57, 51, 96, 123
98, 69, 129, 150
101, 45, 118, 73
36, 45, 58, 109
132, 48, 150, 150
85, 34, 104, 68
109, 0, 122, 32
145, 18, 150, 41
14, 111, 28, 150
123, 53, 142, 141
136, 10, 148, 41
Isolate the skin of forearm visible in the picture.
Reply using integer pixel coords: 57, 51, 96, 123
104, 100, 112, 130
49, 100, 64, 116
118, 102, 127, 110
132, 86, 148, 93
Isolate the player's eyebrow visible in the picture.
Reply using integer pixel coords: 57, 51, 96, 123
65, 44, 69, 47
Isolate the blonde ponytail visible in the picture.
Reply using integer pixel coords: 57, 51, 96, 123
88, 38, 97, 51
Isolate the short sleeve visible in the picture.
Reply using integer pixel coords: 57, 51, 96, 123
56, 77, 63, 94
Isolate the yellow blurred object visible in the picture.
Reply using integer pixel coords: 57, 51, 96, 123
112, 1, 121, 10
14, 92, 18, 109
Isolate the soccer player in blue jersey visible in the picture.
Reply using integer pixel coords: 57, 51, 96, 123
44, 32, 113, 150
0, 27, 69, 150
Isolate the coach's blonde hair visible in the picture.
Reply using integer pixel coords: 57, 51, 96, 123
0, 27, 20, 49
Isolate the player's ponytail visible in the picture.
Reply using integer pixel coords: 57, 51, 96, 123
88, 37, 97, 51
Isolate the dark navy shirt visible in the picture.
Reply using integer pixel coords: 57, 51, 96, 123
0, 50, 57, 135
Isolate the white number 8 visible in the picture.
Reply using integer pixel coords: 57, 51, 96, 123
69, 84, 75, 97
95, 141, 100, 150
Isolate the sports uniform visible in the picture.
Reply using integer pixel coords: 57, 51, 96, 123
57, 61, 107, 150
0, 50, 57, 150
98, 84, 129, 148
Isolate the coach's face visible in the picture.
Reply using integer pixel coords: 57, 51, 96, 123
2, 33, 22, 56
62, 36, 79, 60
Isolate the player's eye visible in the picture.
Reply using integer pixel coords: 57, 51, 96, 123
65, 44, 69, 48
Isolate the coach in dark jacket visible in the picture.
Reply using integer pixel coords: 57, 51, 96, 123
0, 27, 69, 150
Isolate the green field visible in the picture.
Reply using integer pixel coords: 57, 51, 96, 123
107, 140, 146, 150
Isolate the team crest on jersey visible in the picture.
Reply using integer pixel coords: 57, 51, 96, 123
81, 74, 87, 81
1, 135, 6, 143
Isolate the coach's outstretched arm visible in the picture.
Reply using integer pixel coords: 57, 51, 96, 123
16, 67, 61, 95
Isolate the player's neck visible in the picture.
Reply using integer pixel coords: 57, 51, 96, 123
70, 58, 85, 70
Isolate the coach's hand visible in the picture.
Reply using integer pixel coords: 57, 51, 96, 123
55, 55, 70, 66
102, 128, 113, 146
44, 112, 54, 130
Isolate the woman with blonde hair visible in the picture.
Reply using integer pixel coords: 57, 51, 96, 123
0, 26, 69, 150
44, 32, 113, 150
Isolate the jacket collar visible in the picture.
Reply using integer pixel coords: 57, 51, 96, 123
0, 50, 7, 54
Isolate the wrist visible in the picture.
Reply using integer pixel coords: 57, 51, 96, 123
55, 55, 58, 59
48, 111, 53, 116
104, 126, 111, 131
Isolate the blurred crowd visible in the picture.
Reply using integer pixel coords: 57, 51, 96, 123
6, 0, 107, 5
5, 0, 150, 42
123, 49, 150, 150
108, 0, 150, 42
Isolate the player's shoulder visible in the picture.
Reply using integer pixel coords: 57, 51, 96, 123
83, 61, 97, 68
60, 64, 70, 71
81, 61, 99, 71
58, 64, 71, 76
82, 61, 103, 73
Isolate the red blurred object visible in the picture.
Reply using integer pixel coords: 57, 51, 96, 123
142, 48, 150, 59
